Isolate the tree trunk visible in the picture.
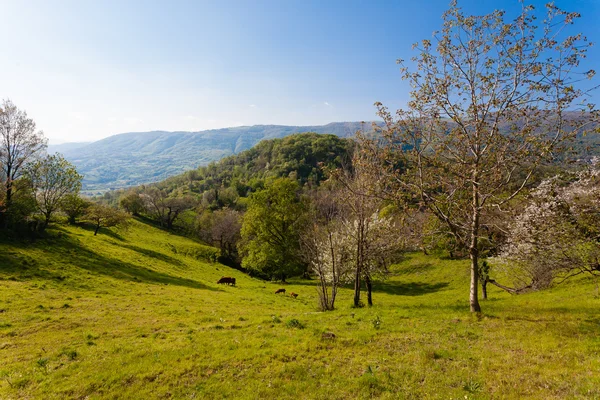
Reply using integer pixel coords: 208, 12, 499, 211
481, 278, 488, 300
330, 284, 337, 310
353, 218, 364, 308
94, 221, 100, 236
353, 266, 361, 307
487, 279, 531, 294
469, 174, 482, 313
1, 166, 12, 228
364, 275, 373, 307
318, 276, 330, 311
167, 208, 173, 230
5, 165, 12, 205
43, 212, 51, 230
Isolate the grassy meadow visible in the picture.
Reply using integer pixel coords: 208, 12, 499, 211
0, 219, 599, 399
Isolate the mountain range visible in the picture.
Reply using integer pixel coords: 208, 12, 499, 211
48, 122, 376, 192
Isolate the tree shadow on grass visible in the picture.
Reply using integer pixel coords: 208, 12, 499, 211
54, 224, 127, 242
374, 281, 450, 296
134, 216, 206, 244
392, 263, 436, 276
0, 236, 218, 291
78, 224, 127, 242
285, 277, 449, 297
121, 244, 184, 267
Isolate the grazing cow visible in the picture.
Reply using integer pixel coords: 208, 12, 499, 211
217, 276, 236, 286
290, 292, 298, 298
275, 288, 286, 294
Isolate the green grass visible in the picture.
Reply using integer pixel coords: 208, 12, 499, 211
1, 219, 599, 399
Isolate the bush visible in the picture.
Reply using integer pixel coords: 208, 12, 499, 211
286, 319, 304, 329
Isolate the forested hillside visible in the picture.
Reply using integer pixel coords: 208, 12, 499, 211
53, 122, 370, 192
103, 132, 353, 216
158, 132, 354, 193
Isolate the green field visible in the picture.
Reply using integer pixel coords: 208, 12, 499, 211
1, 219, 599, 399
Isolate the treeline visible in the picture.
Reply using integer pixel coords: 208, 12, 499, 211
0, 100, 129, 238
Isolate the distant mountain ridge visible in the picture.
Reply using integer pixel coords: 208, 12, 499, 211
47, 142, 91, 154
51, 122, 377, 192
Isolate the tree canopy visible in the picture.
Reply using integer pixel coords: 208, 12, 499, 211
239, 178, 307, 281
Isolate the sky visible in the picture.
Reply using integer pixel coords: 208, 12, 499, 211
1, 0, 599, 144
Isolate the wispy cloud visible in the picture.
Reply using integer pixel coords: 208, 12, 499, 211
249, 104, 258, 108
324, 101, 332, 107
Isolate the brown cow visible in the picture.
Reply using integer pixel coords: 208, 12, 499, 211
217, 277, 236, 286
275, 288, 286, 294
290, 292, 298, 298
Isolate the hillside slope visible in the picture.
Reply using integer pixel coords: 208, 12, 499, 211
1, 221, 599, 399
154, 132, 354, 196
53, 122, 374, 192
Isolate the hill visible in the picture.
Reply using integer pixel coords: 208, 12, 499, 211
1, 220, 599, 398
155, 132, 354, 195
52, 122, 375, 193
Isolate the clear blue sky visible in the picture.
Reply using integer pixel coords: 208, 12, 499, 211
1, 0, 598, 143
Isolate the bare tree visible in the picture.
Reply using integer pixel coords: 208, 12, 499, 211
0, 99, 47, 221
197, 208, 242, 262
141, 187, 195, 229
371, 2, 597, 312
301, 188, 352, 311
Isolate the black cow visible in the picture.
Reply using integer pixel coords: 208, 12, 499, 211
217, 276, 236, 286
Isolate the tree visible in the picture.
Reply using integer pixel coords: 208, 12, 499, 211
495, 169, 600, 292
0, 99, 47, 222
371, 2, 597, 312
3, 178, 37, 231
119, 191, 145, 216
332, 151, 402, 307
141, 187, 195, 229
83, 204, 130, 236
301, 189, 353, 310
238, 178, 307, 281
26, 154, 82, 229
61, 193, 91, 224
196, 208, 242, 263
